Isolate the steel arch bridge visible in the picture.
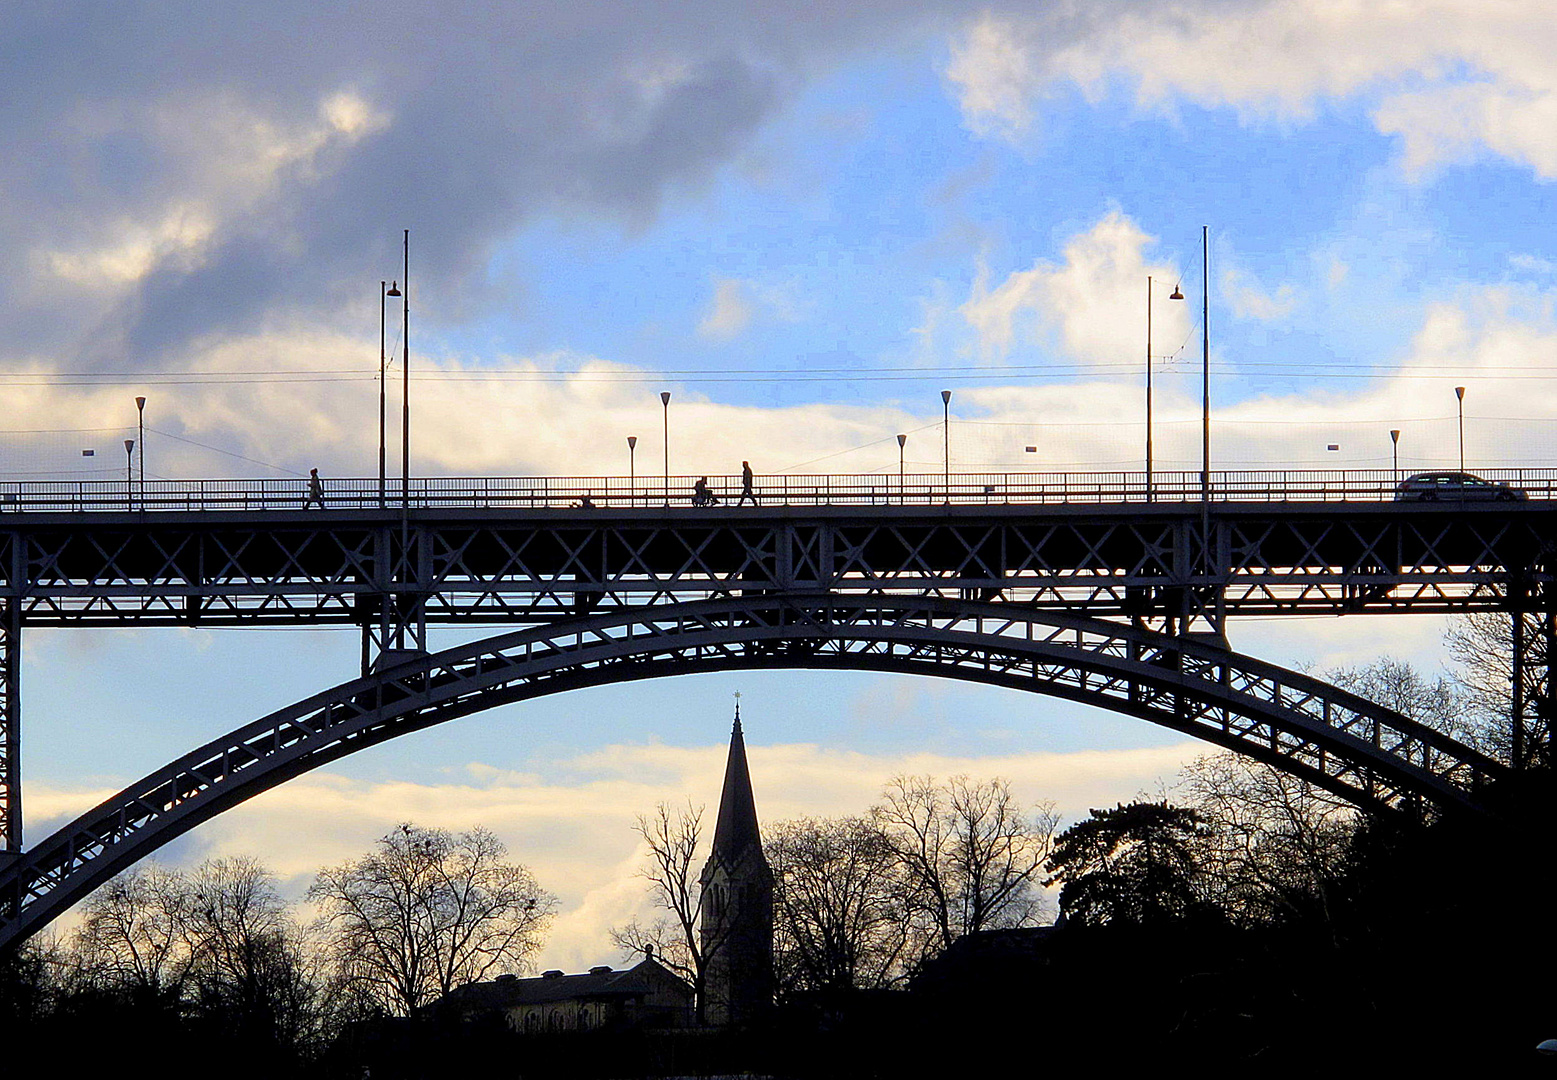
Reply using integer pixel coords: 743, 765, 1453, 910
0, 481, 1553, 948
0, 595, 1508, 949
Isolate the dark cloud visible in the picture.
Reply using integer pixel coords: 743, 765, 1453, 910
0, 0, 1008, 367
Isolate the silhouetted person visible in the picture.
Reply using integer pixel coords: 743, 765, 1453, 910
304, 468, 324, 509
693, 477, 718, 506
737, 461, 758, 506
576, 493, 596, 509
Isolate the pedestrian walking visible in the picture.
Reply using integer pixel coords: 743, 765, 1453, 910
737, 461, 758, 506
304, 468, 325, 509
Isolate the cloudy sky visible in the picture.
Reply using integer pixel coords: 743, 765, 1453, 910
8, 1, 1557, 969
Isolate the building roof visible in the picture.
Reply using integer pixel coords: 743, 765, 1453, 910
439, 957, 688, 1011
710, 705, 762, 860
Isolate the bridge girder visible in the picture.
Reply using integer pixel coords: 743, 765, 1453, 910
0, 594, 1506, 951
3, 504, 1550, 625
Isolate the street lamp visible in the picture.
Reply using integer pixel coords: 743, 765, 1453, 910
1390, 429, 1401, 483
1200, 226, 1211, 511
123, 439, 135, 505
1145, 276, 1184, 501
941, 389, 952, 504
398, 231, 410, 512
135, 396, 146, 504
381, 279, 395, 508
1454, 386, 1466, 472
660, 392, 671, 507
897, 433, 907, 504
628, 435, 638, 503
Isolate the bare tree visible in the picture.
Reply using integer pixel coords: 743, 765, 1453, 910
1445, 610, 1550, 765
310, 823, 556, 1015
766, 815, 915, 994
183, 857, 321, 1050
71, 862, 192, 1001
610, 802, 713, 999
1179, 752, 1356, 928
1, 931, 68, 1028
1326, 655, 1478, 744
874, 775, 1058, 959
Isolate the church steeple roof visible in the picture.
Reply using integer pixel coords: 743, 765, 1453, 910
710, 697, 762, 859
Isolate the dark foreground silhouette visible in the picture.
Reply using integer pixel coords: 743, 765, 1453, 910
6, 766, 1554, 1079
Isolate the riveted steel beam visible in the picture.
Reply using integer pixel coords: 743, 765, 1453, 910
0, 601, 18, 859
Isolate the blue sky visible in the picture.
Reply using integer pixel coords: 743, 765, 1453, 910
7, 1, 1557, 966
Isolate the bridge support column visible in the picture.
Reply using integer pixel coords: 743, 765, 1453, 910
1171, 516, 1227, 644
1545, 578, 1556, 767
1508, 566, 1553, 770
360, 524, 427, 676
0, 601, 19, 858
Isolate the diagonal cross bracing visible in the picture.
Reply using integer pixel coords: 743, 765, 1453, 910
2, 503, 1548, 626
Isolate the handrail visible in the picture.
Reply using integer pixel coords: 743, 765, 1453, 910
0, 468, 1553, 512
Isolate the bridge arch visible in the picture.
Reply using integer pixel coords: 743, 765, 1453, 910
0, 595, 1506, 949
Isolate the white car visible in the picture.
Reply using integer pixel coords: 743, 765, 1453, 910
1392, 471, 1526, 502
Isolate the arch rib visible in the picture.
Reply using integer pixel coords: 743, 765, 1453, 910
0, 595, 1506, 950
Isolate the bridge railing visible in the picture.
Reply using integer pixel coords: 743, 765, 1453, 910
2, 468, 1555, 512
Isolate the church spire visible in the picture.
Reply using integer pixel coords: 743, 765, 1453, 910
699, 694, 773, 1027
710, 693, 760, 859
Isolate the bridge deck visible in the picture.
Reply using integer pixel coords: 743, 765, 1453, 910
3, 494, 1552, 624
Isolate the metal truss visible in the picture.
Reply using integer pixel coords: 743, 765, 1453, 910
0, 602, 17, 858
0, 595, 1507, 950
2, 503, 1551, 626
1509, 570, 1555, 769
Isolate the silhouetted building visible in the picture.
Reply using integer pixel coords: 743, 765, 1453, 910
910, 925, 1060, 995
697, 701, 774, 1026
436, 953, 693, 1033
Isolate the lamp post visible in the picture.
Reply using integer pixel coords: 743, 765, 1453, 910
1454, 386, 1466, 472
1200, 226, 1211, 510
660, 392, 671, 507
897, 433, 907, 504
380, 279, 393, 508
1145, 277, 1184, 501
123, 439, 135, 506
398, 231, 410, 512
941, 389, 952, 504
1390, 429, 1401, 483
627, 435, 637, 505
135, 396, 146, 505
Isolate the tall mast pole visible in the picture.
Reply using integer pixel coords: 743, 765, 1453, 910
401, 230, 410, 511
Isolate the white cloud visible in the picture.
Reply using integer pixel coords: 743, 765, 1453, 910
945, 2, 1557, 179
39, 205, 217, 289
696, 276, 803, 341
29, 90, 389, 300
959, 210, 1190, 365
943, 15, 1048, 142
698, 277, 757, 339
1510, 253, 1556, 275
1374, 78, 1557, 178
1221, 265, 1298, 321
1325, 256, 1350, 290
1186, 285, 1557, 471
0, 334, 931, 482
8, 264, 1557, 489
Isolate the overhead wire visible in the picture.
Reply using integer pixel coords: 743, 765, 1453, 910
145, 428, 306, 476
6, 359, 1557, 387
